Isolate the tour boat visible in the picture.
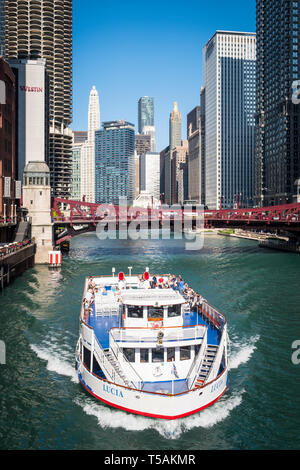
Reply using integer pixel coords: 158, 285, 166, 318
75, 270, 229, 420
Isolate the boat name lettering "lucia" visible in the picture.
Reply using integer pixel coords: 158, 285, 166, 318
103, 383, 124, 398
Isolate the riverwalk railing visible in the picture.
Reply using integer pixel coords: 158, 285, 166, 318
0, 239, 33, 260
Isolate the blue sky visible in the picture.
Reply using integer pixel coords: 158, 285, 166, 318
72, 0, 256, 150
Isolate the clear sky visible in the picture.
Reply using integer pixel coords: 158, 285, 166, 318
72, 0, 256, 151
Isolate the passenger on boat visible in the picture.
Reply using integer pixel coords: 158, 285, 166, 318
151, 276, 157, 288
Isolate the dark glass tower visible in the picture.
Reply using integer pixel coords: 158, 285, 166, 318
138, 97, 154, 133
255, 0, 300, 206
95, 121, 135, 205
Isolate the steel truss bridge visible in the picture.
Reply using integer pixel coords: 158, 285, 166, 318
51, 198, 300, 246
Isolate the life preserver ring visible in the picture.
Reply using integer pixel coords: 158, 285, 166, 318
153, 366, 163, 377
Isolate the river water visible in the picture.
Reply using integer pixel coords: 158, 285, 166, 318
0, 232, 300, 450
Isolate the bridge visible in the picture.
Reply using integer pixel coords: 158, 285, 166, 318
51, 198, 300, 246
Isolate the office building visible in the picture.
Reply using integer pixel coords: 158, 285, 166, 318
0, 0, 5, 58
73, 131, 88, 145
80, 85, 100, 202
255, 0, 300, 206
170, 141, 188, 205
135, 134, 151, 156
138, 96, 154, 133
187, 88, 206, 204
95, 120, 135, 205
0, 57, 16, 219
140, 152, 160, 201
169, 101, 182, 150
160, 146, 169, 203
9, 58, 49, 181
71, 146, 81, 201
203, 31, 256, 209
4, 0, 73, 198
138, 96, 156, 152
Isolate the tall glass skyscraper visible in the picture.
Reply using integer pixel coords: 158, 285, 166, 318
203, 31, 256, 209
95, 121, 135, 205
255, 0, 300, 207
138, 96, 154, 133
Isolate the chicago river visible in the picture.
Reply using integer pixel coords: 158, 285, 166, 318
0, 233, 299, 450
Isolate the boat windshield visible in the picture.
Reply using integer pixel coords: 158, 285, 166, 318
147, 306, 164, 319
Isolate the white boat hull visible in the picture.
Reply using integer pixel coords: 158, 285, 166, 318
77, 358, 228, 420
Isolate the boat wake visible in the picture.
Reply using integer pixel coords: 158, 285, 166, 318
30, 341, 79, 384
30, 331, 257, 439
228, 334, 259, 370
74, 390, 244, 440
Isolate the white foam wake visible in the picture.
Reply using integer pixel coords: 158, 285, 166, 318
228, 335, 259, 370
30, 343, 79, 384
74, 390, 244, 440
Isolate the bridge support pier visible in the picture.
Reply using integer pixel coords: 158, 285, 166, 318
22, 162, 55, 264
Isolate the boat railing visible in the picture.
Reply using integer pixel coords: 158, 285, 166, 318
198, 300, 226, 332
110, 325, 205, 344
93, 332, 129, 387
186, 327, 208, 390
109, 331, 144, 390
205, 323, 227, 383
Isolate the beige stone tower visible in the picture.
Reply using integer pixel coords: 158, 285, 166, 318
22, 162, 54, 264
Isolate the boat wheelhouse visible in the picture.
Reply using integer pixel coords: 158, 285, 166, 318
75, 270, 229, 420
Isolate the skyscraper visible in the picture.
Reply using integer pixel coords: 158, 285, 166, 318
255, 0, 300, 206
3, 0, 73, 198
139, 152, 161, 201
0, 0, 5, 58
138, 96, 154, 133
138, 96, 156, 152
9, 58, 49, 181
80, 85, 100, 202
169, 102, 182, 151
187, 87, 206, 204
203, 31, 256, 209
95, 121, 135, 205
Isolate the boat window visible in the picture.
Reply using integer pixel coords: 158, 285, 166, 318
180, 346, 191, 361
167, 347, 175, 362
152, 348, 164, 363
167, 304, 181, 317
148, 307, 164, 319
140, 348, 149, 363
123, 348, 135, 363
194, 344, 201, 356
127, 305, 144, 318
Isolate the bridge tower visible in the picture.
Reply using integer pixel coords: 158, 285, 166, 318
22, 162, 54, 264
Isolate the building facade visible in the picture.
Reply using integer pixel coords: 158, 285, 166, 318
203, 31, 256, 209
71, 146, 81, 201
4, 0, 73, 198
170, 141, 188, 205
138, 96, 154, 133
139, 152, 160, 201
0, 0, 5, 58
187, 106, 201, 203
169, 101, 182, 151
73, 131, 88, 145
10, 58, 49, 181
255, 0, 300, 206
80, 85, 100, 203
95, 121, 135, 205
0, 57, 16, 219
